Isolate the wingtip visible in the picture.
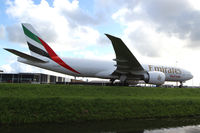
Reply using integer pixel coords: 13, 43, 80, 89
4, 48, 13, 52
105, 34, 114, 39
105, 33, 111, 37
105, 34, 120, 40
3, 48, 9, 51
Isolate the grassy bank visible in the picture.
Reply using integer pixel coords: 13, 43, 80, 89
0, 83, 200, 124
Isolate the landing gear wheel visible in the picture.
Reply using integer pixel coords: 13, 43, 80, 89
179, 81, 183, 88
110, 79, 115, 86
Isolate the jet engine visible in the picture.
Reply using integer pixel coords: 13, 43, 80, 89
144, 71, 166, 85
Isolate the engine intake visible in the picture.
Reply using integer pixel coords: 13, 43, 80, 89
144, 71, 165, 85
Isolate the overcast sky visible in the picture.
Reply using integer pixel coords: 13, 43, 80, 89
0, 0, 200, 85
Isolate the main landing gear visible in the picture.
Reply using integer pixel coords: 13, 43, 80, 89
110, 79, 115, 85
119, 75, 129, 86
109, 78, 129, 86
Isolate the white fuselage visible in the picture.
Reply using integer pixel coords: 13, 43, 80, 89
18, 56, 193, 82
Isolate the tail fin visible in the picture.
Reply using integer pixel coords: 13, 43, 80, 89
22, 23, 51, 59
22, 23, 80, 74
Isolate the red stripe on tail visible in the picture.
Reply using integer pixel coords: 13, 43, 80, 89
38, 37, 80, 74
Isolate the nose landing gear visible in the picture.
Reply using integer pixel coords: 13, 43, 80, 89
179, 81, 183, 88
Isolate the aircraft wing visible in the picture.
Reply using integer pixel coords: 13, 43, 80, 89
105, 34, 145, 75
4, 48, 47, 63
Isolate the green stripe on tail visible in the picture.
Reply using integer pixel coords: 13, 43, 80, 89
22, 25, 42, 45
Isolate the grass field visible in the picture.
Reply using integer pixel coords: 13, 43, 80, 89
0, 83, 200, 124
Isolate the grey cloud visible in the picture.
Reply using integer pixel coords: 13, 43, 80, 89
0, 61, 22, 73
59, 6, 103, 28
3, 61, 43, 73
95, 0, 140, 10
97, 34, 110, 45
128, 30, 160, 57
187, 40, 200, 48
60, 0, 140, 27
33, 22, 58, 43
141, 0, 193, 36
10, 62, 22, 73
94, 0, 140, 23
113, 0, 200, 48
62, 11, 97, 27
141, 0, 200, 48
0, 25, 5, 39
6, 24, 25, 44
6, 22, 58, 44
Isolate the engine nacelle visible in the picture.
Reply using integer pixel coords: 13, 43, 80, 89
144, 71, 166, 85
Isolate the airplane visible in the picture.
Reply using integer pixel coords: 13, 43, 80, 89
4, 23, 193, 87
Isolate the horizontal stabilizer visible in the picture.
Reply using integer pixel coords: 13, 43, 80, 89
4, 48, 47, 63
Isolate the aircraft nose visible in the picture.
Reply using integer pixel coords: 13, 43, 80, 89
188, 72, 193, 80
190, 73, 193, 79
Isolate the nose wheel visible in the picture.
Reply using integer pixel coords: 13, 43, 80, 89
179, 81, 183, 88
